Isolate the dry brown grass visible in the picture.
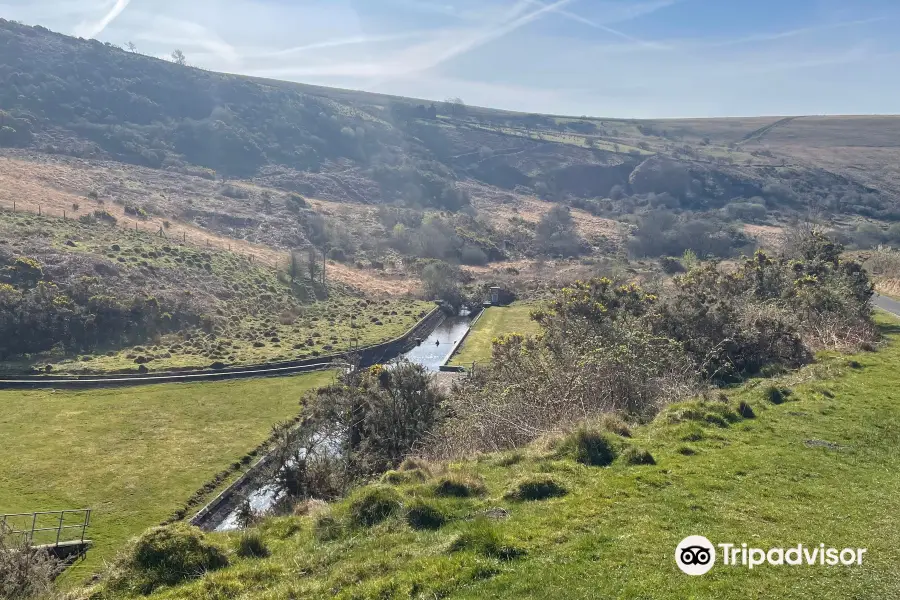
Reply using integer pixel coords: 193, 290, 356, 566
743, 224, 785, 250
466, 183, 623, 243
0, 155, 417, 296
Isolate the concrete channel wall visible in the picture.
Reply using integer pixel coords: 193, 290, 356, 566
439, 306, 487, 372
189, 308, 450, 530
0, 307, 445, 390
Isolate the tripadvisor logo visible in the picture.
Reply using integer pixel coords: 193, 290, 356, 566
675, 536, 867, 576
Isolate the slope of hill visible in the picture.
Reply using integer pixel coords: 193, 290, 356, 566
3, 19, 900, 372
77, 319, 900, 600
0, 208, 430, 374
2, 18, 897, 225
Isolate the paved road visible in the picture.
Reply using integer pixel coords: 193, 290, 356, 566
873, 293, 900, 317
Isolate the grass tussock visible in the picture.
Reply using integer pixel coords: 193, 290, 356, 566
381, 469, 428, 485
555, 428, 619, 466
448, 519, 524, 561
348, 486, 403, 527
763, 385, 792, 405
432, 473, 487, 498
313, 514, 343, 542
620, 446, 656, 466
106, 524, 229, 595
504, 475, 568, 501
405, 499, 447, 530
597, 414, 633, 437
738, 400, 756, 419
398, 457, 433, 476
235, 532, 270, 559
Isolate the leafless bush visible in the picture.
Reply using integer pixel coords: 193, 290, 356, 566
432, 327, 699, 458
0, 525, 62, 600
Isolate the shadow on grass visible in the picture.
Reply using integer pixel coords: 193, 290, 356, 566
878, 322, 900, 336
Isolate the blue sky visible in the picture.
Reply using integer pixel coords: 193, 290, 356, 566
2, 0, 899, 117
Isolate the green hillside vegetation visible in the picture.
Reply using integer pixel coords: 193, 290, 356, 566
2, 18, 899, 272
0, 209, 431, 374
448, 304, 542, 368
79, 317, 900, 600
0, 371, 334, 584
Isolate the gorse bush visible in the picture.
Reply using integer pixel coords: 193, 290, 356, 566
0, 526, 60, 600
434, 229, 875, 458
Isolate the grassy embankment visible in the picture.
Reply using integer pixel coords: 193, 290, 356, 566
0, 371, 334, 584
117, 315, 900, 600
448, 303, 542, 368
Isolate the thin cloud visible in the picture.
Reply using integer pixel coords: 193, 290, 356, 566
256, 32, 431, 59
523, 0, 671, 48
135, 16, 240, 64
426, 0, 577, 69
75, 0, 131, 38
695, 17, 887, 48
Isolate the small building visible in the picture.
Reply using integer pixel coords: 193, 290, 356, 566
488, 286, 515, 307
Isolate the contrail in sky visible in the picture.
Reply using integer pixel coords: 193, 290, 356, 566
80, 0, 132, 38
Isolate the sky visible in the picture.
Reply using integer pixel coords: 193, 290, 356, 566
1, 0, 899, 118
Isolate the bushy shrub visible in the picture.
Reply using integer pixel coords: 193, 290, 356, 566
504, 476, 567, 501
348, 486, 403, 527
449, 519, 524, 560
405, 499, 447, 530
109, 524, 229, 594
0, 527, 60, 600
235, 532, 270, 559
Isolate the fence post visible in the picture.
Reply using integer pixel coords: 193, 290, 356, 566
56, 511, 65, 545
30, 512, 38, 545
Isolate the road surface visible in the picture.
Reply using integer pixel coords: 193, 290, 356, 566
873, 294, 900, 317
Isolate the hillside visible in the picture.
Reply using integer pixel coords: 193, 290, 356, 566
77, 317, 900, 599
2, 18, 898, 225
0, 208, 430, 374
2, 19, 900, 371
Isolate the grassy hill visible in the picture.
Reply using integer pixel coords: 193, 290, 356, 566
78, 315, 900, 599
0, 371, 335, 584
0, 208, 430, 374
4, 19, 900, 369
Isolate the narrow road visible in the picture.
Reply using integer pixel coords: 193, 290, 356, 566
873, 293, 900, 316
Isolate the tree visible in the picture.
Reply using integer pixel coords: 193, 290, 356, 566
171, 49, 187, 66
288, 250, 301, 283
443, 97, 467, 117
535, 206, 586, 258
307, 248, 320, 283
126, 41, 137, 53
421, 261, 465, 311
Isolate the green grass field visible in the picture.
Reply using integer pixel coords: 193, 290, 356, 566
0, 371, 334, 584
448, 304, 542, 367
115, 317, 900, 600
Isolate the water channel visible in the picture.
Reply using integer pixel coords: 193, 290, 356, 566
213, 310, 475, 531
